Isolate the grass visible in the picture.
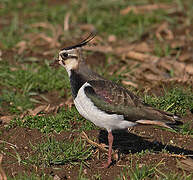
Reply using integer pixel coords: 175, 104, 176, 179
0, 89, 34, 114
157, 169, 193, 180
9, 107, 96, 133
0, 61, 70, 92
144, 87, 193, 115
116, 162, 193, 180
25, 137, 92, 167
116, 163, 157, 180
144, 87, 193, 135
180, 122, 193, 135
0, 60, 70, 114
7, 173, 53, 180
0, 0, 179, 49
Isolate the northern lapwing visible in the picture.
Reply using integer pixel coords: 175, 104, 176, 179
55, 32, 182, 168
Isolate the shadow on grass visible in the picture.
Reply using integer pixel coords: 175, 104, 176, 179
98, 130, 193, 157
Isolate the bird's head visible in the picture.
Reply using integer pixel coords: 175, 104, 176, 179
58, 32, 96, 74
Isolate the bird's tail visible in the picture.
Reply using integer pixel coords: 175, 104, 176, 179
166, 115, 183, 131
136, 115, 183, 131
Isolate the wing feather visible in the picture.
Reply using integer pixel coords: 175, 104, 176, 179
84, 80, 176, 123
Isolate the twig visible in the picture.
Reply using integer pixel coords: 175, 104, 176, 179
81, 131, 108, 153
0, 140, 18, 149
64, 12, 70, 31
0, 154, 7, 180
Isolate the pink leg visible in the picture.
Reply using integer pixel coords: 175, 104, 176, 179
101, 131, 113, 168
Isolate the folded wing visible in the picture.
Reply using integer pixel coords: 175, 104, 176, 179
84, 80, 180, 127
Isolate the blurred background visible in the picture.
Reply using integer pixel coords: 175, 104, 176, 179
0, 0, 193, 179
0, 0, 193, 114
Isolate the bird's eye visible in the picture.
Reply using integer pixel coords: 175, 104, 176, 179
61, 53, 68, 59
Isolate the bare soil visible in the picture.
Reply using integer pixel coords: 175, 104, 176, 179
1, 114, 193, 179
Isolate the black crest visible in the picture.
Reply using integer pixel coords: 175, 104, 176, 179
61, 31, 96, 51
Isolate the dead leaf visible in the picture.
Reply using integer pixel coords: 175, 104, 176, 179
157, 59, 173, 71
185, 64, 193, 75
120, 3, 176, 15
64, 12, 70, 31
179, 53, 192, 62
134, 42, 152, 53
143, 74, 161, 81
108, 35, 117, 42
28, 105, 47, 116
84, 45, 113, 53
79, 24, 96, 32
15, 41, 27, 54
32, 33, 53, 44
30, 22, 62, 48
170, 61, 186, 75
115, 45, 135, 54
171, 40, 185, 49
44, 104, 51, 112
125, 51, 159, 62
0, 154, 7, 180
0, 116, 14, 124
10, 67, 18, 71
160, 76, 193, 85
156, 22, 174, 41
52, 24, 63, 48
158, 58, 187, 76
44, 104, 58, 114
83, 43, 151, 55
122, 80, 138, 88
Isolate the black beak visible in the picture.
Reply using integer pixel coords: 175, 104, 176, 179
61, 31, 96, 51
49, 58, 60, 68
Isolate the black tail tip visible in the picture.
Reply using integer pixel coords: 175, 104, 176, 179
174, 120, 183, 126
167, 120, 183, 127
167, 119, 183, 131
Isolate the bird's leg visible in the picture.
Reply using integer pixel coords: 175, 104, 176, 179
81, 131, 115, 168
101, 131, 113, 168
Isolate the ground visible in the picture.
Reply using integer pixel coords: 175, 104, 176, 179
0, 0, 193, 179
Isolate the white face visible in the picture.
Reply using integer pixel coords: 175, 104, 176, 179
58, 49, 78, 75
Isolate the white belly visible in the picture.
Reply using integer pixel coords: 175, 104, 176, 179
74, 83, 136, 132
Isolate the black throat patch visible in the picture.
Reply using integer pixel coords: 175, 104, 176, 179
70, 70, 86, 98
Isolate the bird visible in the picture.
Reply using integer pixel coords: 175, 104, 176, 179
55, 32, 182, 168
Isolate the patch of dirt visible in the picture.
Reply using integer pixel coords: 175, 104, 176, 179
1, 124, 193, 179
34, 91, 67, 107
1, 49, 17, 65
85, 52, 106, 68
